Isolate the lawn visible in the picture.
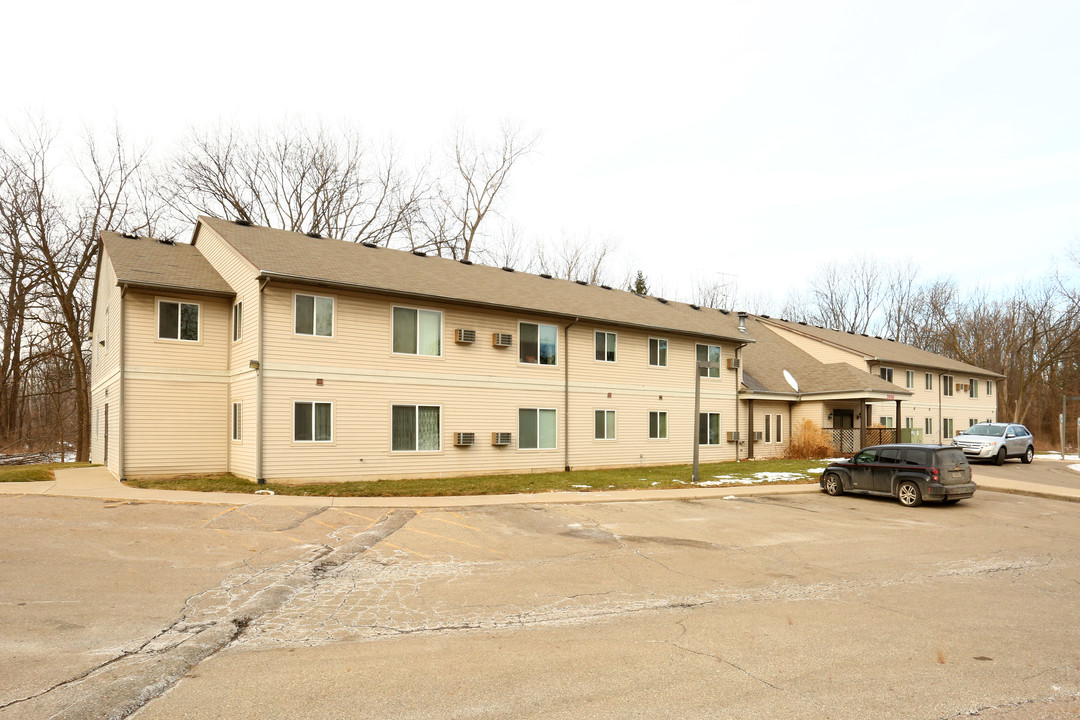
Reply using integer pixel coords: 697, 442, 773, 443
124, 458, 832, 497
0, 462, 95, 482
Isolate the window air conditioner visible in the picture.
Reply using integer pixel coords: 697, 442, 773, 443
454, 432, 475, 446
456, 329, 476, 344
492, 333, 513, 348
492, 432, 512, 446
726, 431, 740, 442
727, 358, 740, 369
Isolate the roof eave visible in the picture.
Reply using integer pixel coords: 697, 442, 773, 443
118, 280, 236, 299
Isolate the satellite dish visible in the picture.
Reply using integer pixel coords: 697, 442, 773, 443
783, 369, 799, 393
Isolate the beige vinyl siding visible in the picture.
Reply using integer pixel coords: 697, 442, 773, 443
124, 378, 227, 476
124, 292, 230, 370
866, 365, 997, 443
90, 380, 120, 475
767, 325, 866, 369
748, 401, 789, 458
90, 254, 122, 387
791, 401, 826, 436
193, 224, 260, 373
228, 374, 257, 479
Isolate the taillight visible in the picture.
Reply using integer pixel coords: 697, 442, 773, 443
930, 468, 939, 483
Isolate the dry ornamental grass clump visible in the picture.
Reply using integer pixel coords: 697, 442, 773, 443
784, 419, 837, 459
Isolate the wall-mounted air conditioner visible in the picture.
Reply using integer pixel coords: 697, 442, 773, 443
454, 432, 475, 446
456, 329, 476, 344
492, 432, 512, 446
492, 333, 513, 348
727, 358, 740, 369
726, 431, 740, 442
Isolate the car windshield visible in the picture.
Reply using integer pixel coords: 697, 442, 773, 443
964, 424, 1006, 437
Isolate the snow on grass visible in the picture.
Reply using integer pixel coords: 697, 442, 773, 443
806, 467, 826, 474
1038, 452, 1080, 461
571, 484, 591, 489
1069, 464, 1080, 474
696, 470, 816, 487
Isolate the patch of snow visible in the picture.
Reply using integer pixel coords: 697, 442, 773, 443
650, 481, 661, 486
571, 484, 591, 489
822, 457, 849, 462
723, 495, 737, 500
1039, 452, 1080, 461
1069, 464, 1080, 474
672, 479, 687, 484
806, 467, 825, 474
254, 489, 274, 495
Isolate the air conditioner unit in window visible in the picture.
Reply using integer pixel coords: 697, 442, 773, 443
726, 431, 740, 442
727, 358, 740, 369
492, 333, 513, 348
454, 432, 475, 446
456, 329, 476, 344
492, 432, 512, 446
753, 431, 763, 441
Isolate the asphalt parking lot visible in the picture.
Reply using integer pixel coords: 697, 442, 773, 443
2, 473, 1079, 719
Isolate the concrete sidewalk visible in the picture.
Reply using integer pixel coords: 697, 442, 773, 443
0, 464, 1077, 508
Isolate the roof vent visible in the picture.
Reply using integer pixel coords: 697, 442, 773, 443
799, 321, 808, 326
601, 284, 612, 290
540, 273, 553, 279
657, 297, 668, 304
306, 231, 322, 239
861, 333, 869, 337
874, 335, 882, 339
459, 259, 473, 265
121, 232, 138, 239
575, 280, 587, 286
412, 250, 427, 257
761, 314, 770, 319
718, 309, 729, 315
233, 218, 253, 227
689, 304, 700, 310
361, 242, 378, 248
738, 311, 748, 330
502, 266, 515, 272
847, 331, 855, 335
156, 238, 175, 246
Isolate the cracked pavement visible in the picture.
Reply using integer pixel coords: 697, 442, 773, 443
2, 490, 1079, 719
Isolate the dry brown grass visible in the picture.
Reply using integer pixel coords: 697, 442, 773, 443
784, 419, 837, 459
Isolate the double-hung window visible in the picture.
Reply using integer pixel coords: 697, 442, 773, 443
158, 300, 199, 341
696, 344, 721, 378
520, 323, 557, 365
905, 417, 914, 430
986, 380, 993, 396
905, 370, 914, 388
232, 302, 242, 342
879, 367, 894, 383
294, 401, 332, 442
943, 375, 954, 397
232, 402, 242, 441
295, 294, 334, 337
775, 414, 783, 443
879, 416, 894, 428
594, 410, 616, 439
925, 373, 933, 390
698, 412, 720, 445
943, 418, 954, 439
649, 338, 668, 367
968, 378, 978, 398
519, 408, 557, 449
925, 417, 933, 435
391, 404, 441, 451
393, 307, 442, 356
649, 411, 667, 439
764, 414, 771, 443
594, 332, 616, 362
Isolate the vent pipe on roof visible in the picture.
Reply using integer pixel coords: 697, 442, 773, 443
737, 311, 748, 331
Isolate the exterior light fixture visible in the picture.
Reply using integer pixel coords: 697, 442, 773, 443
248, 360, 260, 370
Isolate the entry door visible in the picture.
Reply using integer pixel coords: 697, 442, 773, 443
833, 410, 855, 453
103, 404, 109, 465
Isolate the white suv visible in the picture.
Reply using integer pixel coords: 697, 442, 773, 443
953, 423, 1034, 465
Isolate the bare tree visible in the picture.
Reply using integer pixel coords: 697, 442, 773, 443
806, 255, 885, 333
534, 231, 614, 285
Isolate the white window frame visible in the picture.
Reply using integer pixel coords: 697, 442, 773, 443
968, 378, 978, 398
594, 331, 617, 363
518, 322, 559, 366
943, 417, 954, 439
293, 401, 333, 443
390, 403, 442, 452
905, 417, 914, 430
232, 402, 242, 441
943, 375, 954, 397
698, 412, 721, 445
987, 380, 993, 396
775, 414, 783, 443
969, 418, 978, 427
648, 337, 668, 367
518, 407, 558, 450
293, 292, 335, 338
879, 416, 894, 428
157, 299, 201, 342
925, 373, 933, 390
905, 370, 914, 388
594, 409, 616, 440
232, 301, 243, 343
391, 306, 443, 357
925, 417, 933, 435
648, 410, 667, 440
879, 367, 894, 383
696, 344, 722, 378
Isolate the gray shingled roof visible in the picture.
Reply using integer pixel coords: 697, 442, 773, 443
195, 216, 751, 342
102, 232, 234, 297
741, 317, 907, 396
757, 317, 1003, 378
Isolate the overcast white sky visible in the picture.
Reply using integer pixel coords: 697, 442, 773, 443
6, 0, 1079, 309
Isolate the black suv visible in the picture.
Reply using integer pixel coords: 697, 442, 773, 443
820, 444, 975, 507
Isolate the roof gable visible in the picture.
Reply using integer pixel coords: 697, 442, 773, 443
101, 232, 234, 297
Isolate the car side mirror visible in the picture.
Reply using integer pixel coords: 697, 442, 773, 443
1006, 432, 1015, 438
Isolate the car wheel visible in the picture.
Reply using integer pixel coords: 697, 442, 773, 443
897, 481, 922, 507
824, 473, 844, 496
1021, 446, 1034, 464
995, 447, 1006, 466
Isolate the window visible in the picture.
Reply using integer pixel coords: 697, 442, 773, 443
295, 294, 334, 337
879, 416, 894, 428
879, 367, 893, 383
158, 300, 199, 341
232, 402, 242, 441
698, 412, 720, 445
905, 370, 914, 388
294, 401, 332, 442
649, 338, 668, 367
775, 414, 783, 443
393, 307, 442, 356
594, 409, 616, 439
969, 418, 978, 427
519, 408, 557, 449
391, 404, 441, 451
987, 380, 993, 396
905, 417, 914, 430
943, 418, 954, 439
696, 344, 721, 378
232, 302, 242, 342
594, 332, 616, 362
854, 449, 877, 464
969, 378, 978, 398
924, 417, 933, 435
649, 411, 667, 439
903, 448, 931, 466
520, 323, 558, 365
764, 414, 771, 443
878, 447, 903, 464
943, 375, 953, 397
925, 373, 933, 390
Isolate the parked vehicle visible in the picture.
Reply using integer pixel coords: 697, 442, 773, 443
952, 423, 1034, 465
820, 444, 975, 507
